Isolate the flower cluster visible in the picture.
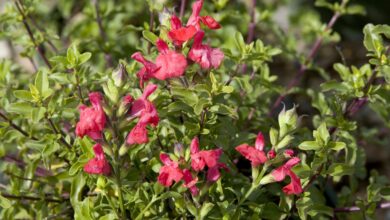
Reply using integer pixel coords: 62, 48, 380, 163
74, 0, 303, 197
236, 132, 303, 195
158, 137, 228, 196
131, 0, 224, 88
75, 84, 160, 175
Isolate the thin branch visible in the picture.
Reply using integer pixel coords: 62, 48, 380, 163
1, 193, 63, 203
45, 116, 72, 150
0, 111, 37, 140
14, 0, 52, 69
179, 0, 187, 20
334, 202, 390, 213
303, 66, 381, 191
147, 9, 155, 54
91, 0, 114, 68
246, 0, 256, 44
268, 11, 341, 116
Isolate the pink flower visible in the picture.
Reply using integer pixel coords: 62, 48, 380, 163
267, 149, 276, 159
154, 39, 187, 80
282, 172, 302, 195
168, 15, 197, 47
235, 132, 267, 166
207, 163, 228, 182
130, 83, 159, 127
188, 31, 224, 69
158, 153, 183, 187
187, 0, 221, 31
127, 84, 159, 146
76, 92, 106, 140
131, 52, 160, 88
190, 137, 223, 171
271, 157, 302, 195
126, 122, 148, 145
284, 149, 294, 158
183, 169, 199, 196
84, 144, 111, 176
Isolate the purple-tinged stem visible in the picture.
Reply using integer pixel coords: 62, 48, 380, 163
268, 12, 341, 116
14, 0, 52, 69
179, 0, 187, 20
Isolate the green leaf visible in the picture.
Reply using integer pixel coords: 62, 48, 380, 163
31, 107, 46, 123
142, 30, 158, 45
299, 141, 321, 151
35, 70, 49, 94
345, 5, 366, 15
275, 135, 293, 151
200, 202, 214, 219
70, 173, 86, 206
35, 70, 53, 100
317, 122, 330, 145
269, 127, 278, 146
67, 43, 79, 67
0, 194, 11, 209
328, 141, 346, 151
13, 90, 33, 102
326, 163, 354, 177
234, 32, 246, 54
6, 102, 34, 115
78, 52, 91, 65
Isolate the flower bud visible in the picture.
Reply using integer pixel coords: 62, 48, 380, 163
112, 63, 128, 87
119, 144, 129, 156
174, 142, 184, 157
117, 94, 134, 116
259, 173, 276, 185
97, 176, 106, 189
267, 150, 276, 159
284, 149, 294, 158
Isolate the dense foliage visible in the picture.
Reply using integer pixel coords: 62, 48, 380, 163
0, 0, 390, 219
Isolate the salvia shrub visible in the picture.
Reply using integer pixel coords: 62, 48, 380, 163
0, 0, 390, 219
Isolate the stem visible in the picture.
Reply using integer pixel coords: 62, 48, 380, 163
179, 0, 187, 20
135, 195, 158, 220
268, 11, 341, 116
0, 111, 37, 140
303, 66, 382, 191
115, 167, 126, 219
1, 192, 63, 203
246, 0, 256, 44
14, 0, 52, 69
45, 116, 72, 150
75, 70, 85, 104
147, 9, 155, 54
92, 0, 114, 68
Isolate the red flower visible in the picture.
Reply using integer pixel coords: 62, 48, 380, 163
188, 31, 224, 69
76, 92, 106, 140
235, 132, 268, 166
183, 169, 199, 196
84, 144, 111, 176
207, 163, 228, 182
168, 15, 197, 47
126, 122, 148, 145
271, 157, 302, 195
190, 137, 223, 171
187, 0, 221, 31
284, 149, 294, 158
267, 149, 276, 159
127, 84, 159, 146
158, 153, 183, 187
131, 52, 160, 88
154, 39, 187, 80
130, 83, 159, 127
